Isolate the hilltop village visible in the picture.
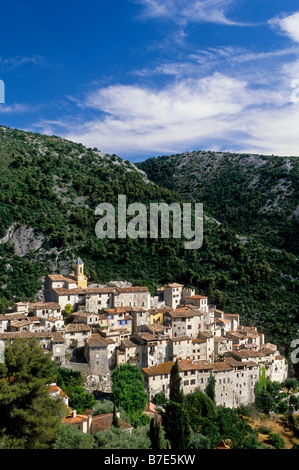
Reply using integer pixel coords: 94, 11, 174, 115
0, 258, 288, 409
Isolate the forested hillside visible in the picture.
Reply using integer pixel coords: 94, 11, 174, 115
0, 126, 298, 363
137, 151, 299, 254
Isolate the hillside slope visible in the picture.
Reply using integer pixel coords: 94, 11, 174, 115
0, 127, 298, 361
137, 151, 299, 253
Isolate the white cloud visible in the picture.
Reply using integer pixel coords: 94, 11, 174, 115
135, 0, 242, 25
269, 11, 299, 44
38, 69, 297, 158
0, 103, 35, 114
0, 55, 44, 72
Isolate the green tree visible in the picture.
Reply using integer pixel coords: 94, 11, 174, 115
184, 388, 216, 432
96, 426, 151, 449
255, 389, 276, 415
215, 407, 255, 449
112, 364, 148, 425
0, 337, 67, 449
267, 432, 285, 449
112, 404, 120, 428
67, 385, 96, 414
54, 423, 95, 449
149, 417, 161, 450
169, 359, 184, 404
206, 371, 216, 403
189, 432, 211, 449
162, 402, 191, 449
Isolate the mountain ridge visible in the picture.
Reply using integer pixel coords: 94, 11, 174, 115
0, 125, 298, 361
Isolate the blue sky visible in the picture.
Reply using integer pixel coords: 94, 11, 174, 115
1, 0, 299, 161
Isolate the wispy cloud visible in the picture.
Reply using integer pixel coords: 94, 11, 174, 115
33, 63, 299, 158
135, 0, 246, 26
0, 103, 37, 114
0, 55, 45, 73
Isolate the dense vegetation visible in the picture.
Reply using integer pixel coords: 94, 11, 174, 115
137, 151, 299, 253
0, 338, 67, 449
0, 126, 298, 368
1, 340, 297, 449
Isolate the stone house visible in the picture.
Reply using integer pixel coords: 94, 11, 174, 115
51, 332, 66, 365
91, 412, 133, 435
41, 316, 65, 332
0, 314, 9, 333
214, 336, 233, 357
143, 357, 259, 408
164, 307, 203, 339
126, 306, 150, 333
62, 410, 92, 434
163, 283, 184, 309
148, 308, 172, 325
116, 338, 142, 368
84, 333, 116, 373
0, 331, 65, 364
72, 311, 106, 327
211, 318, 232, 337
64, 323, 91, 348
132, 332, 171, 368
198, 331, 214, 360
105, 308, 133, 334
51, 287, 86, 312
223, 313, 240, 331
113, 286, 151, 309
168, 335, 192, 361
84, 287, 115, 312
184, 294, 208, 311
29, 302, 62, 320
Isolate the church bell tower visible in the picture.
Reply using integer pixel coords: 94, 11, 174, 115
74, 257, 88, 288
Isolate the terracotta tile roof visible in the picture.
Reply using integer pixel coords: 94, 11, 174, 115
224, 357, 258, 369
53, 287, 86, 295
0, 331, 54, 340
65, 323, 91, 333
137, 332, 157, 342
199, 331, 214, 339
47, 274, 77, 283
115, 286, 149, 293
164, 283, 184, 288
185, 295, 207, 299
87, 334, 114, 347
143, 359, 198, 376
193, 360, 214, 370
62, 413, 89, 425
233, 350, 263, 358
212, 362, 233, 372
142, 361, 175, 376
91, 413, 133, 433
51, 332, 65, 343
170, 335, 191, 342
178, 359, 198, 371
167, 309, 201, 318
4, 313, 27, 320
85, 287, 115, 294
29, 302, 61, 309
47, 383, 69, 399
120, 338, 138, 348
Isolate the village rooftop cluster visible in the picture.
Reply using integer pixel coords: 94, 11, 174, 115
0, 258, 288, 411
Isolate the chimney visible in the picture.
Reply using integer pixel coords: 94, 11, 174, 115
72, 410, 77, 418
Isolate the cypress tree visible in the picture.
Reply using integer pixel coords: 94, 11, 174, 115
112, 404, 120, 428
169, 359, 184, 404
